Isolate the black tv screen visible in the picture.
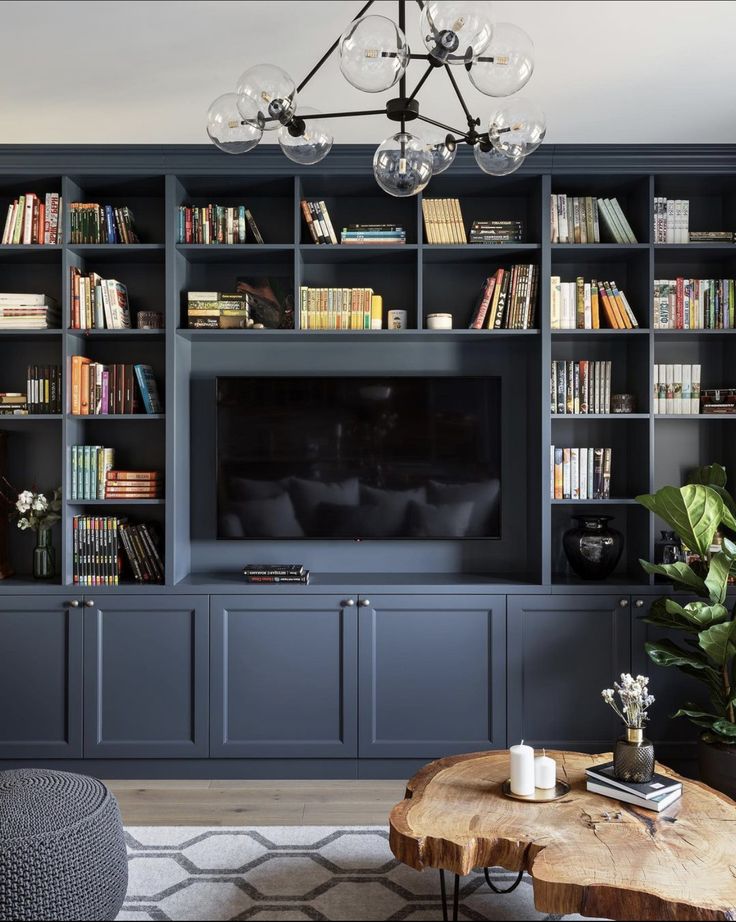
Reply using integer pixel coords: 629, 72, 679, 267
217, 376, 501, 540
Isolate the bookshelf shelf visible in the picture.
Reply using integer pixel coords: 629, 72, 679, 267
551, 243, 649, 252
655, 414, 736, 421
551, 328, 650, 336
0, 414, 62, 422
0, 329, 62, 337
66, 413, 165, 421
551, 414, 649, 420
550, 498, 640, 505
300, 244, 417, 265
67, 243, 165, 263
67, 498, 165, 506
67, 328, 165, 339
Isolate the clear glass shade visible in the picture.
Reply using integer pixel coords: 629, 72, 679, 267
278, 107, 333, 165
339, 14, 410, 93
474, 144, 524, 176
206, 93, 262, 154
236, 63, 296, 130
373, 132, 433, 197
489, 98, 546, 157
468, 23, 534, 97
421, 124, 457, 175
419, 1, 493, 64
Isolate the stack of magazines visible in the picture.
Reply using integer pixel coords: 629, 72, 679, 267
243, 564, 310, 584
585, 762, 682, 812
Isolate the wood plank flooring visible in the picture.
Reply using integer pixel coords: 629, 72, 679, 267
106, 779, 406, 826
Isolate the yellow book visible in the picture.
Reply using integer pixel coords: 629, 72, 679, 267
453, 198, 467, 243
590, 280, 600, 329
421, 199, 435, 244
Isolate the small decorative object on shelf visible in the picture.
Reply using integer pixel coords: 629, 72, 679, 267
611, 393, 636, 414
426, 313, 452, 330
136, 311, 164, 330
551, 277, 638, 329
654, 529, 682, 565
388, 309, 407, 330
602, 674, 655, 784
4, 486, 62, 580
700, 388, 736, 415
562, 515, 623, 579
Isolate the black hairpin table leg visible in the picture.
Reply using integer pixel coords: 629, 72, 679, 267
483, 866, 525, 894
438, 869, 460, 921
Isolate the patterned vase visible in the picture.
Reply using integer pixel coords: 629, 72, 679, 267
613, 726, 655, 783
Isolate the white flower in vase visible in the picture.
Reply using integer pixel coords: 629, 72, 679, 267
16, 491, 33, 513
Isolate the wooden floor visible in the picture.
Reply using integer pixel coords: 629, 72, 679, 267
107, 779, 407, 827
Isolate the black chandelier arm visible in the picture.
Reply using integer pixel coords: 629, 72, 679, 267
298, 109, 387, 121
296, 0, 376, 94
444, 65, 480, 130
407, 63, 434, 101
415, 113, 474, 144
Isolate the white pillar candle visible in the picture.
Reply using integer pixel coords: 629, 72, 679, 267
509, 741, 535, 796
534, 750, 557, 790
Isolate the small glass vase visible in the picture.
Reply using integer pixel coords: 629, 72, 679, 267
32, 528, 55, 580
613, 726, 655, 783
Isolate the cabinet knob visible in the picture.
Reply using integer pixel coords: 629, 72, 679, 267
360, 599, 371, 607
635, 599, 645, 608
84, 599, 95, 608
67, 600, 80, 608
619, 598, 629, 608
343, 599, 356, 607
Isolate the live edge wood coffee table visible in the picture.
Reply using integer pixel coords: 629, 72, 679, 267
389, 750, 736, 921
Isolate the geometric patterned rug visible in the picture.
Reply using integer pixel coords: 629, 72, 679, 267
117, 827, 603, 921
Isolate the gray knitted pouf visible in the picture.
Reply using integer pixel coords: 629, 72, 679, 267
0, 768, 128, 921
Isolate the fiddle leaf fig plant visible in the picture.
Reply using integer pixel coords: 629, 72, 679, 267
636, 463, 736, 745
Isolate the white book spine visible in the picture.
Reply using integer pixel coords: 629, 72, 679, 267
692, 364, 701, 414
683, 199, 690, 243
579, 447, 588, 500
551, 276, 561, 329
653, 364, 659, 415
584, 283, 592, 329
673, 363, 683, 414
682, 364, 691, 416
563, 448, 571, 499
666, 200, 675, 243
665, 364, 674, 415
570, 448, 579, 500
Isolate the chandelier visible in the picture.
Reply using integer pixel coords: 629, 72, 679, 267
206, 0, 546, 196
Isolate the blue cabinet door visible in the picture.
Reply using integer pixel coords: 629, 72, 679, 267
358, 594, 507, 758
210, 594, 358, 758
0, 595, 83, 758
507, 594, 631, 751
84, 595, 209, 758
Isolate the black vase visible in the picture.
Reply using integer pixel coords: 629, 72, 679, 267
562, 515, 624, 580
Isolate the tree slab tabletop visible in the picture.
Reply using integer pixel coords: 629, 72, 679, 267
389, 750, 736, 921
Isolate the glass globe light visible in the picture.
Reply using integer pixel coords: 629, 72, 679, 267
474, 143, 524, 176
278, 107, 333, 165
421, 124, 457, 175
206, 93, 263, 154
419, 1, 493, 65
339, 14, 409, 93
468, 23, 534, 97
489, 98, 546, 157
236, 63, 296, 131
373, 132, 433, 197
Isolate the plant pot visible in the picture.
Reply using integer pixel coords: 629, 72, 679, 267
613, 727, 654, 783
698, 736, 736, 800
32, 528, 55, 580
562, 515, 624, 580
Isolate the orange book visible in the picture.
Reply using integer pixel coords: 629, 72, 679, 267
107, 470, 161, 481
597, 282, 621, 329
605, 281, 629, 329
80, 362, 91, 415
70, 355, 90, 414
609, 282, 633, 330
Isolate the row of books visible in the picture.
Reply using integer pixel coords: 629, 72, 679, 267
653, 198, 690, 244
299, 287, 378, 331
422, 198, 466, 244
550, 195, 637, 244
243, 563, 310, 584
551, 446, 613, 500
102, 470, 162, 500
551, 360, 613, 415
0, 392, 29, 416
72, 515, 163, 585
1, 193, 62, 245
653, 278, 735, 330
468, 264, 538, 330
187, 291, 252, 329
70, 359, 162, 415
470, 220, 523, 244
341, 224, 406, 245
71, 445, 115, 500
0, 292, 59, 330
69, 269, 130, 329
585, 761, 682, 812
177, 204, 264, 245
551, 278, 638, 330
69, 203, 139, 244
27, 365, 62, 415
653, 364, 702, 415
301, 200, 338, 244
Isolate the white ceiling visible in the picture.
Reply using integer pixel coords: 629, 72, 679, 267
1, 0, 734, 146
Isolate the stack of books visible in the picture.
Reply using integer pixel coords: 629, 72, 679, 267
105, 470, 162, 501
0, 293, 59, 329
69, 203, 139, 244
28, 365, 61, 414
468, 265, 538, 330
71, 445, 116, 500
551, 446, 613, 500
469, 220, 523, 244
653, 278, 735, 329
70, 359, 162, 415
69, 269, 130, 329
340, 224, 406, 245
72, 516, 164, 585
243, 564, 310, 584
422, 198, 466, 243
0, 393, 29, 416
551, 277, 639, 329
653, 198, 690, 243
177, 204, 263, 244
550, 195, 637, 244
1, 192, 62, 244
653, 364, 702, 414
301, 200, 337, 244
551, 360, 612, 414
586, 762, 682, 812
187, 291, 251, 329
299, 287, 375, 330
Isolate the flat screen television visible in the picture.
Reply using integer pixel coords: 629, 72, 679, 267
216, 376, 501, 540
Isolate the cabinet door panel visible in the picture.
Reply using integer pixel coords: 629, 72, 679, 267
0, 596, 82, 757
210, 595, 357, 758
508, 594, 630, 750
84, 595, 209, 757
359, 594, 506, 758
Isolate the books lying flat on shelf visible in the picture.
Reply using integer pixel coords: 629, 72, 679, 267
550, 277, 638, 329
653, 364, 701, 414
1, 192, 61, 244
301, 200, 337, 244
28, 365, 61, 414
0, 393, 29, 415
469, 220, 524, 244
187, 291, 252, 329
585, 762, 682, 801
71, 446, 116, 500
653, 278, 735, 329
69, 269, 130, 329
70, 358, 161, 415
550, 195, 637, 244
177, 204, 264, 244
654, 198, 690, 243
422, 198, 466, 244
586, 776, 682, 812
105, 471, 162, 500
0, 293, 59, 329
688, 231, 735, 243
299, 287, 376, 330
340, 224, 406, 245
72, 516, 164, 585
69, 203, 139, 244
551, 446, 612, 499
551, 360, 612, 414
468, 264, 538, 330
244, 564, 310, 584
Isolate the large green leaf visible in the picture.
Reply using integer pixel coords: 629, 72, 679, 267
698, 620, 736, 666
688, 463, 728, 488
646, 639, 711, 669
636, 485, 723, 558
644, 598, 729, 632
712, 719, 736, 738
639, 559, 708, 595
705, 550, 734, 605
673, 707, 719, 729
